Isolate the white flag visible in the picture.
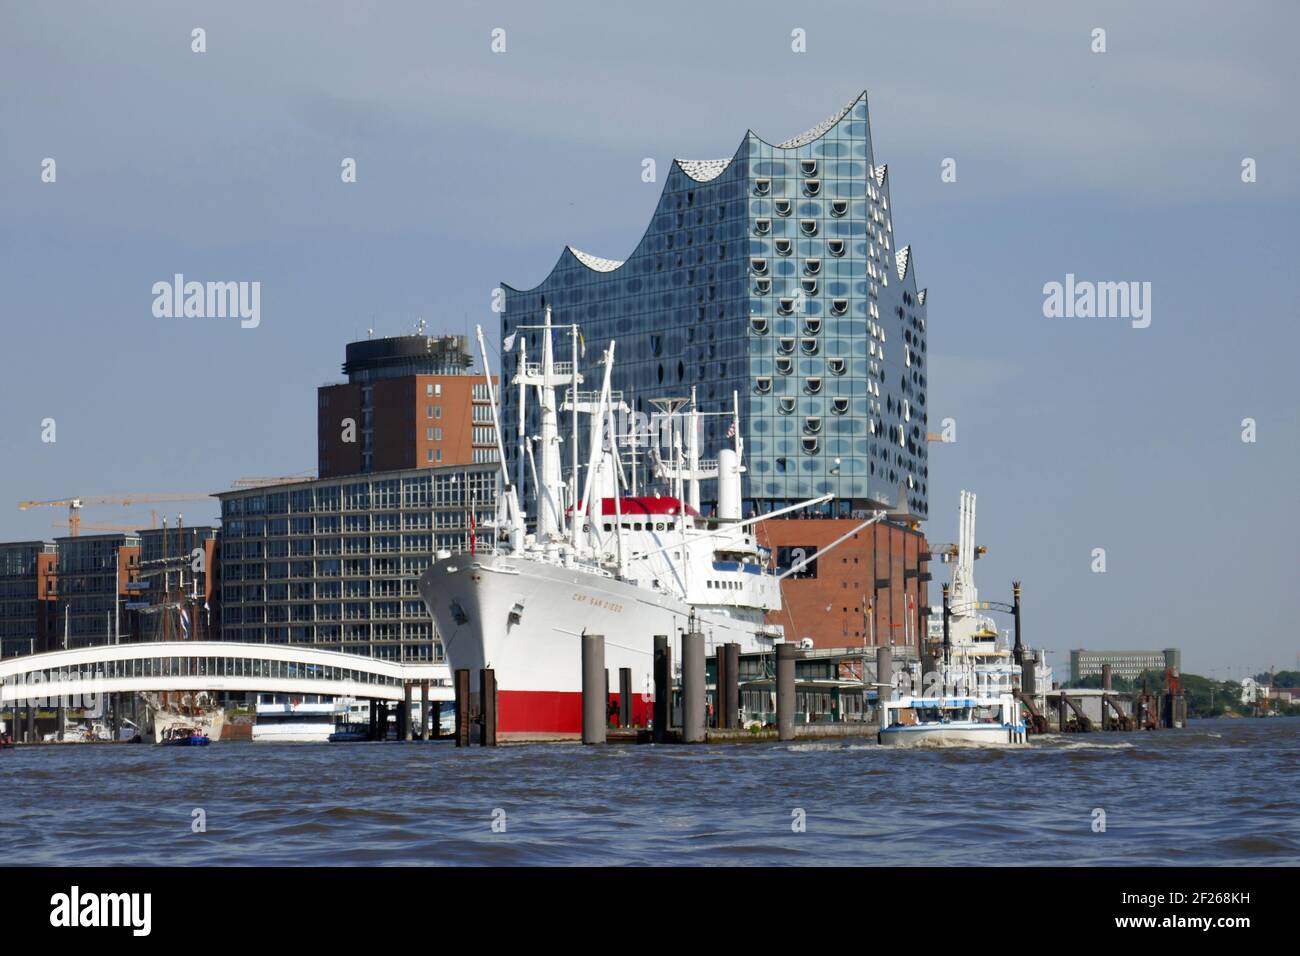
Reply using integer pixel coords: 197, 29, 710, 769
502, 332, 517, 353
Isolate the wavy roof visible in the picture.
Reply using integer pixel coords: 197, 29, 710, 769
511, 93, 872, 288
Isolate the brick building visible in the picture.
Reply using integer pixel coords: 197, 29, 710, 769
758, 517, 929, 650
317, 333, 498, 478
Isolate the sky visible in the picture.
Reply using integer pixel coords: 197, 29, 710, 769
1, 0, 1297, 680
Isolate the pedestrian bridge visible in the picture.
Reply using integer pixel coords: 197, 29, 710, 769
0, 641, 452, 706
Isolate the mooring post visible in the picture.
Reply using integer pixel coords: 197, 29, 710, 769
875, 645, 893, 722
713, 647, 727, 729
777, 642, 797, 741
26, 703, 35, 743
421, 680, 431, 740
582, 633, 607, 745
480, 668, 497, 747
618, 667, 632, 728
454, 669, 470, 747
401, 683, 413, 741
724, 642, 740, 729
56, 698, 65, 742
682, 631, 705, 743
1012, 581, 1023, 665
652, 634, 670, 743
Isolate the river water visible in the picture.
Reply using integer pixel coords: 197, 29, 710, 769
3, 717, 1296, 865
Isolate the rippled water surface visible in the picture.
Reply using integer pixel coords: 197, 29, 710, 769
3, 717, 1296, 865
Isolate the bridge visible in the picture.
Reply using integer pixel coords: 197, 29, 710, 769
0, 641, 451, 709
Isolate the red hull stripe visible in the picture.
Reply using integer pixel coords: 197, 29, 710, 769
498, 690, 654, 734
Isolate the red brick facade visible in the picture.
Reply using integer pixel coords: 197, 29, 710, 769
757, 518, 930, 651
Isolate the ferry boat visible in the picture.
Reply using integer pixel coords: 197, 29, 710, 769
252, 694, 349, 743
878, 692, 1026, 746
419, 312, 884, 737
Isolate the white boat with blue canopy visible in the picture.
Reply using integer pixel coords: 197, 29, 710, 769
878, 692, 1026, 747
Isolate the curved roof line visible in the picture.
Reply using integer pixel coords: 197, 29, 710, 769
675, 157, 732, 182
505, 93, 869, 294
745, 90, 867, 150
570, 247, 625, 272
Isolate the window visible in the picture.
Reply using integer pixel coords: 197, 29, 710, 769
827, 239, 845, 257
774, 238, 792, 256
800, 159, 818, 176
804, 258, 821, 276
754, 178, 770, 196
800, 219, 818, 237
774, 199, 792, 217
426, 428, 434, 441
750, 257, 768, 275
754, 218, 770, 236
754, 277, 772, 295
803, 179, 820, 197
830, 200, 848, 217
434, 406, 442, 419
750, 317, 769, 334
426, 405, 433, 419
435, 427, 443, 441
831, 298, 849, 316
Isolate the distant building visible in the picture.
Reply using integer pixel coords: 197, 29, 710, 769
0, 540, 58, 656
216, 465, 497, 661
317, 333, 499, 478
53, 533, 140, 649
1069, 648, 1181, 684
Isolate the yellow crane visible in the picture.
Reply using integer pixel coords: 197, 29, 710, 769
18, 493, 212, 537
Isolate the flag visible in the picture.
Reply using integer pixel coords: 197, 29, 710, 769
726, 417, 737, 439
502, 331, 517, 353
578, 330, 586, 358
180, 607, 190, 640
469, 509, 476, 557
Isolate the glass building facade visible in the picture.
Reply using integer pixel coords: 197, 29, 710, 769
501, 92, 929, 519
216, 465, 497, 661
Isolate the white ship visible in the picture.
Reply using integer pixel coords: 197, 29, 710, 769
252, 694, 348, 743
419, 311, 884, 737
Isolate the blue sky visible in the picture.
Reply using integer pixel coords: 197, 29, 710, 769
2, 1, 1297, 679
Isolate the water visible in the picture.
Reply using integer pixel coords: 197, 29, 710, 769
3, 717, 1296, 865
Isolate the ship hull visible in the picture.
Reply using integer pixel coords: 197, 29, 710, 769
418, 553, 776, 737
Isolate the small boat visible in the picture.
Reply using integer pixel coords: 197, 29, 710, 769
327, 724, 371, 743
158, 725, 210, 746
878, 692, 1026, 747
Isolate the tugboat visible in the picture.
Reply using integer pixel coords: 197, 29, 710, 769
158, 725, 210, 746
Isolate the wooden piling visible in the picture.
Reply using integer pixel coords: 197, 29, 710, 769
454, 669, 470, 747
724, 642, 740, 730
682, 631, 705, 743
480, 668, 497, 746
776, 642, 797, 741
714, 647, 728, 729
402, 683, 413, 741
652, 635, 670, 743
582, 633, 607, 745
618, 667, 632, 728
421, 680, 431, 740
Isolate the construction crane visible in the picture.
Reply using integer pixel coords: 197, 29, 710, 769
17, 493, 212, 537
